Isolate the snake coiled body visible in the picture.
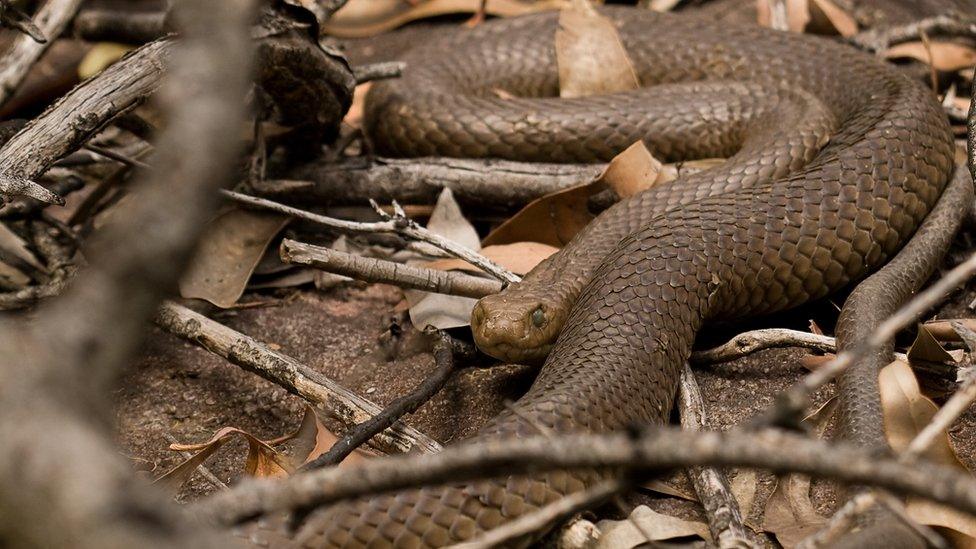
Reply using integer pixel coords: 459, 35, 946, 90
296, 7, 954, 547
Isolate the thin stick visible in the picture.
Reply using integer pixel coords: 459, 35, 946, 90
280, 239, 503, 299
155, 301, 441, 456
0, 0, 83, 105
222, 190, 519, 284
679, 365, 755, 548
449, 479, 625, 549
302, 330, 459, 470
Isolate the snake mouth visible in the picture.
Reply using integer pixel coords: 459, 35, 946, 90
475, 338, 552, 364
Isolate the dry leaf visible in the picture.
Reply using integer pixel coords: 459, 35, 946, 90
808, 0, 856, 36
907, 323, 962, 365
483, 181, 599, 247
423, 242, 558, 276
880, 360, 976, 545
322, 0, 566, 38
288, 405, 368, 468
78, 42, 133, 79
880, 360, 965, 468
344, 82, 371, 128
884, 41, 976, 72
641, 478, 699, 501
179, 207, 290, 308
555, 0, 639, 98
761, 398, 836, 547
757, 0, 811, 33
599, 141, 667, 198
596, 505, 711, 547
923, 319, 976, 343
407, 188, 482, 329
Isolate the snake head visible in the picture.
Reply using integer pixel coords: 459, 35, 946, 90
470, 292, 565, 364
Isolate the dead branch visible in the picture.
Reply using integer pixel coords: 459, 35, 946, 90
0, 0, 255, 546
852, 13, 976, 53
302, 329, 463, 470
155, 300, 442, 456
353, 61, 405, 83
200, 428, 976, 527
275, 156, 603, 213
691, 328, 838, 364
679, 365, 755, 548
0, 38, 170, 204
280, 238, 503, 299
224, 189, 520, 283
0, 0, 83, 105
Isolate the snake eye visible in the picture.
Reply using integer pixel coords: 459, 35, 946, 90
531, 307, 545, 327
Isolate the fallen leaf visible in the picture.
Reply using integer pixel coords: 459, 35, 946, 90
922, 319, 976, 343
423, 241, 558, 275
344, 82, 372, 128
880, 360, 965, 468
641, 477, 699, 502
884, 41, 976, 72
180, 207, 290, 308
482, 180, 598, 247
808, 0, 857, 36
288, 405, 368, 468
761, 398, 836, 547
406, 188, 482, 329
757, 0, 811, 33
880, 360, 976, 545
78, 42, 133, 79
907, 323, 962, 365
596, 505, 711, 547
555, 0, 639, 98
322, 0, 566, 38
599, 141, 666, 198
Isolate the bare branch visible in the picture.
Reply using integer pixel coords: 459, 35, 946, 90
280, 239, 503, 299
155, 301, 441, 456
0, 0, 83, 105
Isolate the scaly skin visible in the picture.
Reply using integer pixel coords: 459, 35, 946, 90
294, 7, 954, 548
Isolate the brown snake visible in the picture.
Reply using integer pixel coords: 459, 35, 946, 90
294, 6, 962, 547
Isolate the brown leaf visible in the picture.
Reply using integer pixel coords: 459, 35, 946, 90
344, 82, 372, 128
288, 405, 368, 468
482, 180, 598, 247
598, 141, 666, 199
321, 0, 566, 38
179, 207, 290, 308
880, 360, 976, 544
761, 399, 836, 547
555, 0, 639, 98
808, 0, 857, 36
423, 242, 558, 276
154, 434, 231, 495
884, 41, 976, 72
907, 323, 962, 365
596, 505, 710, 547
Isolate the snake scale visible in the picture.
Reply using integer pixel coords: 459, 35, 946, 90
295, 6, 958, 547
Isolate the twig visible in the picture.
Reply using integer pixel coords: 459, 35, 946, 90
852, 13, 976, 53
691, 328, 837, 363
752, 249, 976, 429
280, 239, 503, 299
154, 301, 441, 456
223, 189, 520, 284
71, 7, 167, 43
0, 0, 83, 105
449, 478, 625, 549
83, 143, 152, 170
302, 329, 459, 470
353, 61, 405, 84
198, 428, 976, 527
277, 156, 603, 213
0, 1, 46, 42
679, 365, 755, 548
